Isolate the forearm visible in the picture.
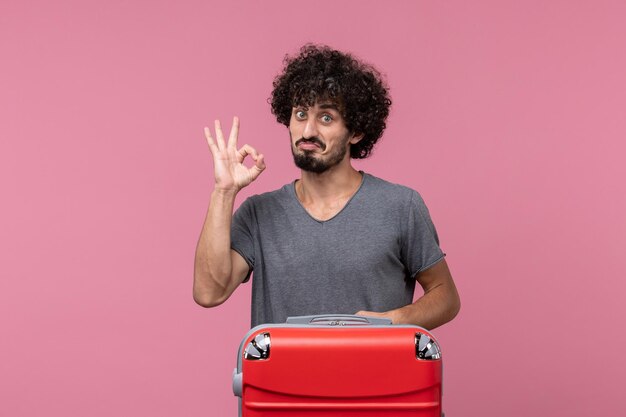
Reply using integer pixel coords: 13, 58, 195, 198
390, 282, 460, 330
193, 189, 238, 306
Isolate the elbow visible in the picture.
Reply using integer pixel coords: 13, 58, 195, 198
193, 290, 227, 308
448, 290, 461, 322
193, 266, 230, 308
451, 301, 461, 322
193, 275, 228, 308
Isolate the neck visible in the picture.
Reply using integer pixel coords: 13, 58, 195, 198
296, 161, 363, 204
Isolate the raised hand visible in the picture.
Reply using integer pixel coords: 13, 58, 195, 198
204, 117, 266, 192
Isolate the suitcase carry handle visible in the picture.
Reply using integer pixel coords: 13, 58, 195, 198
285, 314, 392, 326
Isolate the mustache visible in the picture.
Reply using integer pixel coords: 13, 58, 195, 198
294, 137, 326, 150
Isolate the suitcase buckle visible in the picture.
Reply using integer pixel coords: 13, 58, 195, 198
415, 332, 442, 360
244, 332, 271, 360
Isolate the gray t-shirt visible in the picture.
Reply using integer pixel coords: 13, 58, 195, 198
231, 172, 445, 327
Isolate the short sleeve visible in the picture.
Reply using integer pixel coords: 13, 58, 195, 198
231, 197, 256, 283
401, 191, 446, 277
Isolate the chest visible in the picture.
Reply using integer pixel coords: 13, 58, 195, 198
255, 209, 403, 271
298, 199, 351, 222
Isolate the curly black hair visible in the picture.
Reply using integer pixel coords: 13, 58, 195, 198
270, 44, 392, 159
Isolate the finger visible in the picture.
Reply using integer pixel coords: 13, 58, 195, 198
214, 119, 226, 149
248, 154, 266, 181
228, 116, 239, 148
237, 144, 259, 163
255, 153, 266, 170
203, 127, 218, 152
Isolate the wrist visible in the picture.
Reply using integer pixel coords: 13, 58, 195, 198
389, 307, 408, 325
212, 187, 239, 198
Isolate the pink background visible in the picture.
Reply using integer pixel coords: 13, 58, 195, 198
1, 0, 625, 415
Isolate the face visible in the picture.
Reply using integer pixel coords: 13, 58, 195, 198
289, 102, 362, 173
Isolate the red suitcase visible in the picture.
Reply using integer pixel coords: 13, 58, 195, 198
232, 314, 444, 416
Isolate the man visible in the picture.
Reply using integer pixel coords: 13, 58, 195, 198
193, 44, 460, 329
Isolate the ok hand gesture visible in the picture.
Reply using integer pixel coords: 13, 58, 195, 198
204, 117, 266, 193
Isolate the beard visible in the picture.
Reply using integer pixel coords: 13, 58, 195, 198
291, 135, 350, 173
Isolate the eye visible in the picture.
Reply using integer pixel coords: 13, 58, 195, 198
295, 110, 306, 120
321, 114, 333, 123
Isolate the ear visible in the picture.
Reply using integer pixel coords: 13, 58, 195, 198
349, 132, 364, 144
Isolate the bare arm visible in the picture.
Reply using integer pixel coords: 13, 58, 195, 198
356, 259, 460, 329
193, 117, 265, 307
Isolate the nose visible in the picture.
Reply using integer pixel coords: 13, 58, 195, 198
302, 118, 319, 139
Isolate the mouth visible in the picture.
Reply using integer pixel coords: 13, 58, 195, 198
295, 138, 326, 151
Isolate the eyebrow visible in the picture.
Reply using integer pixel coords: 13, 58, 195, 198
318, 103, 341, 111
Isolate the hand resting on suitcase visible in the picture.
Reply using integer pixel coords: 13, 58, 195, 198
356, 258, 460, 330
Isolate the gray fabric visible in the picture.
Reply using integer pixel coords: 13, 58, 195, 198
231, 172, 445, 328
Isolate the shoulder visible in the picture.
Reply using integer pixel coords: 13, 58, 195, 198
361, 173, 435, 221
238, 182, 294, 213
362, 173, 423, 204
